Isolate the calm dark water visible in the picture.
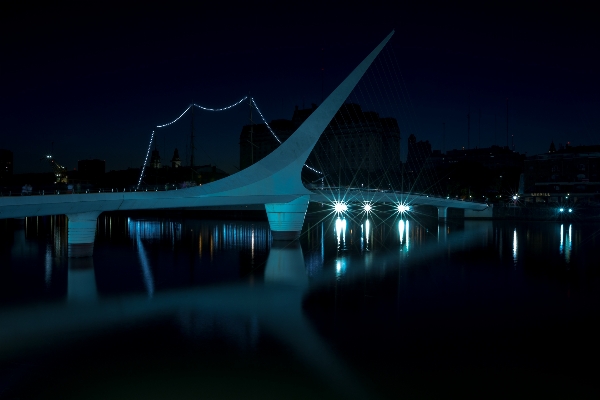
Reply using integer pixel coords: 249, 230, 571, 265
1, 213, 599, 399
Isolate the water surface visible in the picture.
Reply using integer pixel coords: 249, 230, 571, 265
1, 214, 599, 398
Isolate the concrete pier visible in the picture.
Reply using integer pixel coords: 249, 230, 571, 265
265, 196, 309, 241
437, 206, 448, 222
67, 211, 100, 257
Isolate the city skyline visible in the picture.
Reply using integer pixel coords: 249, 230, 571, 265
2, 3, 598, 174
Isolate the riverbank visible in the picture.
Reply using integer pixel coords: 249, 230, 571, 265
490, 204, 600, 221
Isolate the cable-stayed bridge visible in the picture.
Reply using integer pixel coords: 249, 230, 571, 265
0, 31, 488, 257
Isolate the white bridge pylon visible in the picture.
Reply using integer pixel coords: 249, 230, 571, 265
0, 30, 487, 256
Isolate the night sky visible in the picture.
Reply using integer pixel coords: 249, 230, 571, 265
2, 2, 598, 175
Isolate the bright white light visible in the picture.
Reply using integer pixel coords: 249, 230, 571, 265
333, 202, 348, 213
363, 203, 372, 212
513, 195, 517, 200
559, 208, 564, 212
568, 208, 573, 213
397, 204, 410, 213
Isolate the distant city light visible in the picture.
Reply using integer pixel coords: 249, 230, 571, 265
559, 208, 564, 212
568, 208, 573, 213
363, 203, 372, 212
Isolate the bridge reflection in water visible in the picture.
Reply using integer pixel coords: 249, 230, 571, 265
1, 215, 597, 398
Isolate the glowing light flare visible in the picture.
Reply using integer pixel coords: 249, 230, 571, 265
333, 201, 348, 214
363, 203, 372, 212
397, 204, 410, 213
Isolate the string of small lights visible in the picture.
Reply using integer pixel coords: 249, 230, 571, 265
138, 93, 329, 188
156, 105, 193, 128
250, 98, 282, 144
194, 96, 247, 112
137, 130, 156, 188
251, 98, 322, 174
138, 97, 248, 188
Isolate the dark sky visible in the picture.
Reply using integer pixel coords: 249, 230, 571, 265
2, 2, 598, 174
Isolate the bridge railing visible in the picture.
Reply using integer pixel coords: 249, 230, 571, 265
0, 184, 486, 204
0, 185, 185, 197
306, 185, 487, 204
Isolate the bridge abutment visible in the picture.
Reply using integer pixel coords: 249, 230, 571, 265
265, 196, 309, 241
437, 206, 448, 222
67, 211, 101, 257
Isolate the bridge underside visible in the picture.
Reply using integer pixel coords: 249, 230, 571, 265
16, 193, 487, 258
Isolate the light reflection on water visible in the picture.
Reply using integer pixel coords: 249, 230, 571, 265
513, 228, 518, 268
136, 235, 154, 298
398, 219, 410, 251
559, 223, 573, 264
335, 217, 346, 250
1, 214, 600, 398
1, 216, 593, 300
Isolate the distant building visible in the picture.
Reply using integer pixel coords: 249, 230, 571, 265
78, 159, 105, 179
408, 144, 526, 199
522, 143, 600, 204
308, 103, 401, 186
406, 134, 431, 173
150, 148, 161, 169
239, 103, 402, 187
171, 148, 181, 168
75, 159, 105, 186
0, 149, 13, 180
445, 145, 525, 169
239, 119, 295, 169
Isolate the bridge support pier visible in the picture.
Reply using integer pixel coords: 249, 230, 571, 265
437, 206, 448, 222
265, 195, 309, 241
67, 211, 101, 257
